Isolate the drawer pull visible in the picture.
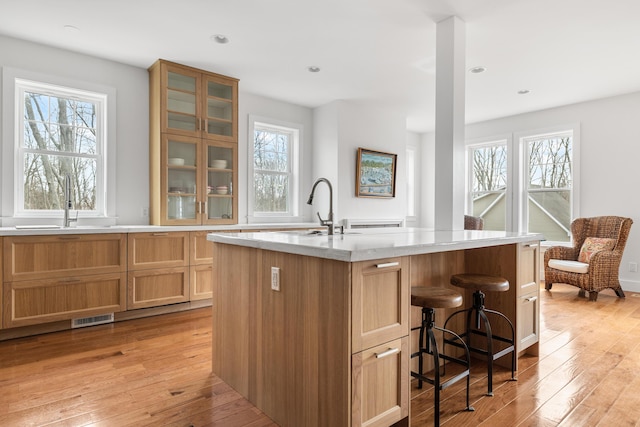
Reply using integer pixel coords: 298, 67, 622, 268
59, 278, 82, 283
58, 236, 80, 240
375, 347, 400, 359
375, 262, 399, 269
525, 296, 538, 303
152, 233, 169, 236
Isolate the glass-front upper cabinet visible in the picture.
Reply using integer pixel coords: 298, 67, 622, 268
157, 61, 237, 142
204, 75, 237, 142
149, 59, 238, 225
162, 134, 200, 225
204, 142, 237, 224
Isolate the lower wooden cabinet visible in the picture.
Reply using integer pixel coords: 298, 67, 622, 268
352, 337, 409, 427
4, 272, 126, 328
128, 267, 189, 309
190, 264, 213, 301
517, 291, 539, 352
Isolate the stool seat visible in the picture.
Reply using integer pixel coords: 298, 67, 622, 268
450, 273, 509, 292
411, 287, 463, 309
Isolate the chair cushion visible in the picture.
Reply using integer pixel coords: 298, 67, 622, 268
548, 259, 589, 274
577, 237, 616, 262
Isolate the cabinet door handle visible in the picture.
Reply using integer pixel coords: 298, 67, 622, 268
152, 233, 169, 236
375, 348, 400, 359
375, 262, 399, 269
525, 296, 538, 303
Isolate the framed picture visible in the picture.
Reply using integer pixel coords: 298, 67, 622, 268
355, 148, 397, 198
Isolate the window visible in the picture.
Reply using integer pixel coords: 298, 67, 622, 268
15, 79, 106, 217
468, 141, 508, 231
248, 116, 301, 221
524, 132, 573, 242
467, 127, 577, 243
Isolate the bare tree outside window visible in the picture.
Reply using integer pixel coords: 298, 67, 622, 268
527, 135, 572, 241
470, 143, 508, 231
253, 127, 290, 213
22, 90, 98, 212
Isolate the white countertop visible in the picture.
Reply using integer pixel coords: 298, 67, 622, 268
207, 227, 544, 262
0, 222, 321, 236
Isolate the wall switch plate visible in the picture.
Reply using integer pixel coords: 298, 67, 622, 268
271, 267, 280, 291
630, 262, 638, 273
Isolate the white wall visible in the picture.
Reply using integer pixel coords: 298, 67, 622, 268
0, 35, 315, 225
0, 35, 148, 224
313, 100, 408, 225
238, 92, 314, 223
422, 91, 640, 291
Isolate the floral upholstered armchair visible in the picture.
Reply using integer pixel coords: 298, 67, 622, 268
544, 216, 633, 301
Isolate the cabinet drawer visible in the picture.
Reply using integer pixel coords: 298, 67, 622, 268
3, 234, 126, 282
128, 232, 189, 270
352, 257, 409, 353
128, 267, 189, 309
3, 272, 126, 328
352, 337, 409, 427
517, 241, 540, 296
517, 291, 539, 353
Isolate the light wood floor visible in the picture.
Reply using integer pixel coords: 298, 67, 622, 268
1, 283, 639, 426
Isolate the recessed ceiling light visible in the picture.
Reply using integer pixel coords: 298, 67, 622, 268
469, 66, 486, 74
63, 25, 80, 33
210, 34, 229, 44
518, 89, 531, 95
307, 66, 321, 73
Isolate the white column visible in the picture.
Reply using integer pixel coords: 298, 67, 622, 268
434, 16, 466, 230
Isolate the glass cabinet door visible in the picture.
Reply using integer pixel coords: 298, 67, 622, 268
203, 75, 237, 142
204, 142, 236, 223
164, 135, 200, 224
163, 65, 201, 137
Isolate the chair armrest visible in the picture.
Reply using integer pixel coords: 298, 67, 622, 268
587, 250, 622, 272
544, 246, 579, 265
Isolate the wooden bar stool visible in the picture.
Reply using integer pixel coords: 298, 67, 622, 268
444, 273, 516, 396
411, 286, 475, 426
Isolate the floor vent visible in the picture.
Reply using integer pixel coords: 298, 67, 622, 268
72, 313, 114, 329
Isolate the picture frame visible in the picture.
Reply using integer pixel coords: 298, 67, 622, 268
355, 147, 397, 198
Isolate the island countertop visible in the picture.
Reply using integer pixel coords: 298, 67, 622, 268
207, 227, 543, 262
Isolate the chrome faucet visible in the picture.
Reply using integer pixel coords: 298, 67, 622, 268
307, 177, 334, 235
63, 174, 78, 228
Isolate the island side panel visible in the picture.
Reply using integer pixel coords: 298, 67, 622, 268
258, 250, 352, 427
213, 243, 261, 399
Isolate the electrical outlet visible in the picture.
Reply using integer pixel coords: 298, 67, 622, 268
630, 262, 638, 273
141, 207, 149, 217
271, 267, 280, 291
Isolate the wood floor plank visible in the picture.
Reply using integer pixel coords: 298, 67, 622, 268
2, 282, 640, 426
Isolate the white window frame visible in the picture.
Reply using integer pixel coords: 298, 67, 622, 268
1, 67, 117, 226
516, 126, 580, 244
465, 136, 512, 231
247, 115, 302, 223
15, 79, 107, 218
466, 124, 579, 244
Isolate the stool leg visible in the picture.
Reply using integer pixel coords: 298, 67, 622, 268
417, 309, 427, 389
478, 309, 494, 396
484, 308, 517, 382
427, 326, 441, 426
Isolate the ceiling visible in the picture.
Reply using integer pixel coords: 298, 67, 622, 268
2, 0, 640, 133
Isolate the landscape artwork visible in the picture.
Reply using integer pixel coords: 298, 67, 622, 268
356, 148, 397, 198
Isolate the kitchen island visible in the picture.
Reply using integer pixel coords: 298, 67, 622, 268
207, 228, 542, 427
